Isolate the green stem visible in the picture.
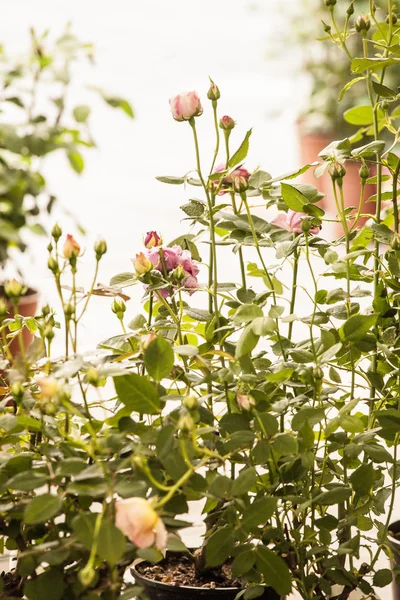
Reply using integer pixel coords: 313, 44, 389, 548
209, 101, 220, 175
288, 246, 299, 341
231, 193, 247, 290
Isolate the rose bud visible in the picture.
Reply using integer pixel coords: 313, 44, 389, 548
37, 377, 59, 399
51, 223, 62, 242
359, 164, 370, 180
134, 252, 153, 275
355, 14, 371, 32
143, 231, 162, 249
219, 115, 235, 131
63, 234, 80, 259
233, 175, 249, 194
207, 79, 220, 101
324, 0, 337, 5
115, 497, 168, 551
169, 91, 203, 122
237, 393, 255, 411
4, 279, 27, 300
48, 256, 59, 274
112, 298, 126, 317
141, 333, 157, 350
94, 238, 107, 260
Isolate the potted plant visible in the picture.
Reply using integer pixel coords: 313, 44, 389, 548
0, 26, 133, 355
1, 13, 400, 598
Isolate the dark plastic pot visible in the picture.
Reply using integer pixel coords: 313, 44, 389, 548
131, 554, 281, 600
388, 521, 400, 600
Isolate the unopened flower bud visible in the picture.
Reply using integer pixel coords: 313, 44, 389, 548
11, 382, 24, 400
0, 299, 8, 319
387, 12, 398, 24
47, 242, 53, 253
141, 333, 157, 349
183, 395, 198, 411
313, 366, 324, 380
178, 415, 194, 432
51, 223, 62, 242
85, 367, 100, 386
219, 115, 235, 131
355, 14, 371, 32
63, 234, 80, 260
233, 175, 249, 193
171, 264, 185, 281
112, 298, 126, 318
359, 164, 370, 180
131, 455, 147, 470
94, 238, 107, 260
323, 21, 332, 33
134, 252, 153, 276
381, 99, 389, 113
63, 303, 75, 320
301, 219, 312, 234
391, 233, 400, 251
79, 565, 96, 587
207, 79, 220, 101
4, 279, 27, 300
346, 4, 354, 16
44, 324, 55, 341
324, 0, 337, 6
37, 377, 59, 399
143, 231, 162, 249
237, 393, 255, 411
42, 304, 51, 316
329, 163, 347, 180
48, 256, 59, 275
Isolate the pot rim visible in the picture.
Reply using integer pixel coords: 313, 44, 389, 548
388, 521, 400, 548
131, 560, 244, 593
0, 286, 40, 306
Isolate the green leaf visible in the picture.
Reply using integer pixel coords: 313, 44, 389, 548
73, 105, 90, 122
156, 175, 185, 185
281, 182, 308, 211
233, 303, 263, 324
97, 520, 126, 566
228, 129, 252, 168
339, 314, 377, 342
251, 317, 276, 336
24, 568, 65, 600
205, 526, 235, 567
24, 494, 62, 524
242, 497, 277, 529
272, 433, 298, 456
373, 569, 393, 587
292, 407, 325, 430
235, 325, 259, 359
93, 88, 134, 118
350, 463, 374, 496
338, 76, 365, 102
144, 335, 174, 381
231, 468, 256, 496
232, 549, 255, 577
351, 57, 400, 74
71, 513, 96, 549
255, 546, 292, 596
344, 105, 374, 125
372, 81, 396, 98
67, 150, 84, 174
114, 373, 161, 414
184, 307, 212, 322
315, 487, 352, 505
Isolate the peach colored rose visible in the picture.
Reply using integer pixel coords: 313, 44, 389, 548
37, 377, 59, 398
115, 497, 167, 551
134, 252, 153, 275
63, 234, 81, 259
169, 91, 203, 122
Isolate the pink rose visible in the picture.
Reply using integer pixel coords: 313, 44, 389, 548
169, 91, 203, 122
143, 231, 162, 249
219, 115, 235, 131
139, 244, 199, 297
272, 210, 320, 235
162, 246, 182, 271
237, 393, 255, 411
213, 164, 251, 195
115, 497, 167, 552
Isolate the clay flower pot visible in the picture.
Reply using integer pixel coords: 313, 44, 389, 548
297, 124, 376, 238
131, 553, 281, 600
1, 286, 40, 357
388, 521, 400, 600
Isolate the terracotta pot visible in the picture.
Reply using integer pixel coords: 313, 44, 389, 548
1, 287, 40, 358
297, 125, 377, 238
131, 553, 281, 600
388, 521, 400, 600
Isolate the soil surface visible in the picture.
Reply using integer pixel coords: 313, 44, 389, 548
136, 554, 243, 589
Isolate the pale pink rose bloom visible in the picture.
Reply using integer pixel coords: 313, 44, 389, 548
162, 246, 182, 271
272, 210, 320, 235
180, 250, 200, 277
237, 393, 255, 411
115, 497, 167, 552
169, 91, 203, 122
182, 274, 198, 294
213, 164, 251, 195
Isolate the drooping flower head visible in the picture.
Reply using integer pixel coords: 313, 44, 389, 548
115, 497, 167, 552
272, 210, 320, 235
213, 164, 251, 195
169, 91, 203, 122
